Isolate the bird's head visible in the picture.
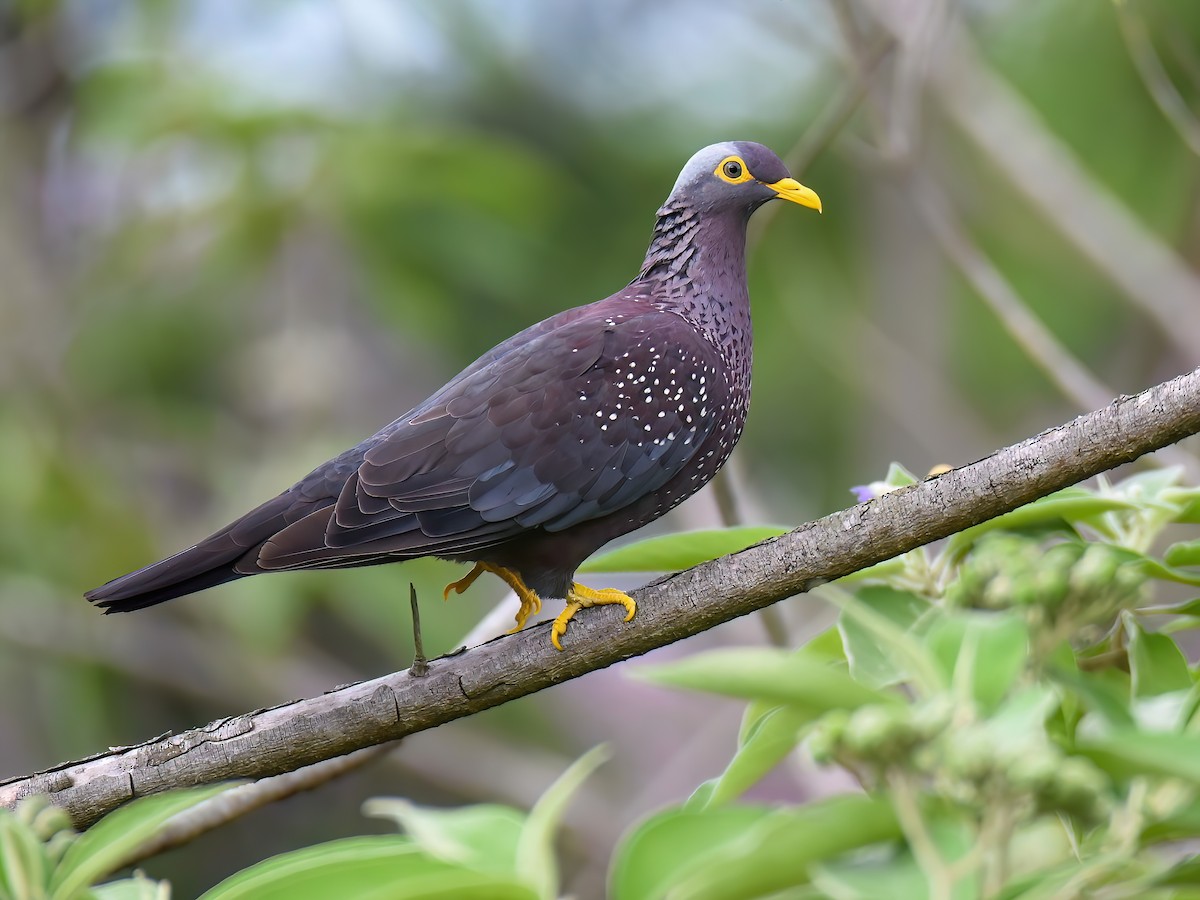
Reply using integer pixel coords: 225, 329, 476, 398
666, 141, 822, 216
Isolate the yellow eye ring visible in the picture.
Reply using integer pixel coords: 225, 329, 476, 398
715, 155, 753, 185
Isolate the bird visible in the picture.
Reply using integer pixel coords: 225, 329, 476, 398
85, 141, 821, 650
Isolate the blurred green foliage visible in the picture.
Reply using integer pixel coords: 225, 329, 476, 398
27, 467, 1200, 898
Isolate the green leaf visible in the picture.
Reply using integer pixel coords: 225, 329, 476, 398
609, 806, 773, 900
983, 686, 1060, 747
1163, 487, 1200, 524
1151, 856, 1200, 887
944, 493, 1135, 556
1141, 795, 1200, 844
1077, 731, 1200, 784
670, 795, 902, 900
1162, 617, 1200, 634
811, 813, 976, 900
1165, 540, 1200, 569
516, 745, 608, 900
362, 800, 523, 875
579, 527, 789, 574
1115, 549, 1200, 588
699, 705, 812, 809
198, 836, 535, 900
51, 783, 233, 899
828, 591, 945, 695
0, 813, 49, 900
811, 853, 930, 900
92, 874, 170, 900
924, 612, 1029, 712
1112, 467, 1185, 505
1141, 597, 1200, 617
832, 557, 909, 586
1048, 666, 1135, 730
1126, 614, 1192, 698
800, 625, 848, 662
883, 462, 919, 488
633, 648, 895, 712
838, 586, 933, 689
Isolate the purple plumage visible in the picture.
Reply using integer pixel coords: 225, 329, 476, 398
85, 141, 821, 648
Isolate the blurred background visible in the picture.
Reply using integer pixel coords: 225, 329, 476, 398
2, 0, 1199, 894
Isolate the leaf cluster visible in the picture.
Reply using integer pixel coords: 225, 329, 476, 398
10, 466, 1200, 898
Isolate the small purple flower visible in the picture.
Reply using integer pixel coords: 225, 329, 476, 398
851, 478, 896, 503
850, 484, 876, 503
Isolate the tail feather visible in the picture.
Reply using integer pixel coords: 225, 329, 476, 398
87, 561, 246, 612
84, 492, 308, 613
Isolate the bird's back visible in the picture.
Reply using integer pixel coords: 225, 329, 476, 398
86, 288, 741, 608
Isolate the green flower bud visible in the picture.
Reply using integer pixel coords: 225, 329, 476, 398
807, 709, 850, 766
1029, 569, 1068, 612
910, 697, 954, 741
1005, 746, 1061, 793
1069, 545, 1121, 598
13, 796, 48, 828
843, 705, 904, 758
1044, 757, 1110, 821
29, 804, 72, 843
44, 830, 76, 863
941, 728, 998, 783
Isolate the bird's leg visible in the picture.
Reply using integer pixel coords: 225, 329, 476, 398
443, 562, 543, 631
443, 563, 487, 600
551, 583, 637, 651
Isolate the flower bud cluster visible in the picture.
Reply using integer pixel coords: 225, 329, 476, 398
808, 698, 1110, 823
946, 534, 1144, 634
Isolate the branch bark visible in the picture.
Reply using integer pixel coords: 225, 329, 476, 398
4, 367, 1200, 828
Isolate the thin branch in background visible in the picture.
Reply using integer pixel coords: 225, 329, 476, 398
708, 469, 743, 529
910, 167, 1200, 483
918, 14, 1200, 355
827, 0, 892, 139
831, 0, 1115, 416
750, 33, 895, 248
1162, 15, 1200, 95
827, 0, 1200, 477
4, 365, 1198, 828
882, 0, 949, 163
788, 34, 897, 177
909, 171, 1115, 412
123, 744, 397, 867
740, 31, 895, 649
779, 296, 1000, 464
709, 465, 789, 648
1115, 0, 1200, 157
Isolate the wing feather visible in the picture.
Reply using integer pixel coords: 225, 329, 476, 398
257, 302, 728, 568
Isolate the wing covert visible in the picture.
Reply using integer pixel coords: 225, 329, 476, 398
268, 303, 729, 565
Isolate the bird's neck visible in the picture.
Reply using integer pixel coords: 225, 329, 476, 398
636, 201, 755, 376
638, 201, 749, 283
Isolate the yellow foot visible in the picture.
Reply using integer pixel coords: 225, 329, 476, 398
551, 583, 637, 651
442, 562, 543, 631
443, 563, 486, 600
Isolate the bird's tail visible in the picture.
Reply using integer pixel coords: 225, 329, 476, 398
84, 492, 306, 613
85, 556, 246, 612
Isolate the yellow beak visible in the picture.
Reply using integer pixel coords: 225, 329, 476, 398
766, 177, 822, 213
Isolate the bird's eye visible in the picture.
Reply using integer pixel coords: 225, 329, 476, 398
715, 156, 751, 184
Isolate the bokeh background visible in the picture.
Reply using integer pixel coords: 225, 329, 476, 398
2, 0, 1200, 894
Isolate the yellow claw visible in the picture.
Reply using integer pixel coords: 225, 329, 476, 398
443, 563, 486, 601
551, 583, 637, 651
443, 567, 635, 648
443, 562, 543, 631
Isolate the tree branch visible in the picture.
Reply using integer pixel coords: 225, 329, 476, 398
4, 367, 1200, 828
